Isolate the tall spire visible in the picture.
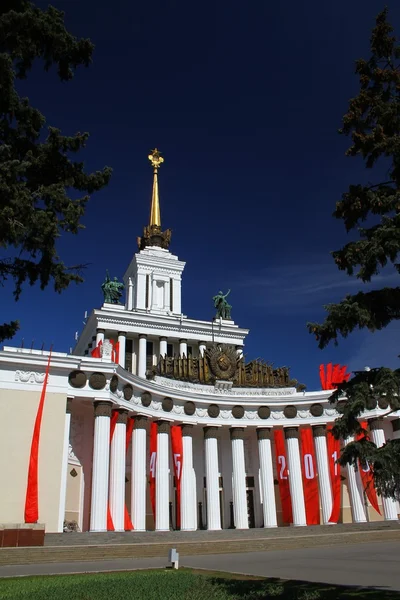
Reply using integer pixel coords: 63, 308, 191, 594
148, 148, 164, 227
137, 148, 172, 251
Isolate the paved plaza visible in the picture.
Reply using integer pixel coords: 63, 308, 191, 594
1, 540, 399, 591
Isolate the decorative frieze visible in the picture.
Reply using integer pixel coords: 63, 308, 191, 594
208, 404, 220, 418
141, 392, 152, 407
123, 384, 133, 401
89, 372, 107, 390
284, 405, 297, 419
184, 401, 196, 416
68, 370, 87, 388
257, 406, 271, 419
162, 397, 173, 412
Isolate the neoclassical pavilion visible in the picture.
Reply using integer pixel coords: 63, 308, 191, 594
0, 150, 399, 534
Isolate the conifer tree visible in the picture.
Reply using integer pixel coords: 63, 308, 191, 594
0, 1, 112, 343
308, 9, 400, 500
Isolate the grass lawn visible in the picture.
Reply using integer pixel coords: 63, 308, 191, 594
0, 568, 399, 600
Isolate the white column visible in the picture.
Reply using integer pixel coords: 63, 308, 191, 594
90, 401, 112, 531
117, 332, 126, 369
392, 419, 400, 440
109, 410, 127, 531
345, 436, 367, 523
173, 277, 181, 314
159, 336, 168, 358
181, 425, 197, 531
199, 341, 206, 357
236, 346, 243, 358
230, 428, 249, 529
312, 425, 333, 524
138, 334, 147, 379
204, 427, 221, 530
127, 277, 133, 310
131, 416, 147, 531
58, 398, 73, 532
370, 419, 398, 520
96, 328, 105, 346
156, 421, 170, 531
285, 427, 307, 526
179, 339, 187, 357
257, 428, 277, 528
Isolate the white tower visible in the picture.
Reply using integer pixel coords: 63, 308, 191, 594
124, 149, 185, 315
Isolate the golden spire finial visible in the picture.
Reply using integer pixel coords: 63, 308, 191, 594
148, 148, 163, 227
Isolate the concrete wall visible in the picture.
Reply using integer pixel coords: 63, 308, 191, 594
0, 389, 66, 532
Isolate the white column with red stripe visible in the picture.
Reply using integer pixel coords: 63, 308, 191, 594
181, 424, 197, 531
285, 427, 307, 526
90, 401, 112, 531
230, 427, 249, 530
204, 427, 221, 530
117, 332, 126, 369
156, 420, 170, 531
109, 410, 127, 531
131, 416, 148, 531
369, 418, 398, 520
257, 428, 277, 528
312, 424, 333, 524
345, 435, 367, 523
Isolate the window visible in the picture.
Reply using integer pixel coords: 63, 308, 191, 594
146, 341, 153, 356
167, 343, 174, 357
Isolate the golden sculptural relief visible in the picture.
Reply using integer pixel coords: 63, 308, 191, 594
155, 344, 300, 389
148, 148, 164, 169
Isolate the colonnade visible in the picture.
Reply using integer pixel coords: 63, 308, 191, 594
79, 403, 399, 532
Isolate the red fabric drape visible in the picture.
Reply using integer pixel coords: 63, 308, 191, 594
300, 428, 320, 525
356, 421, 381, 515
24, 351, 52, 523
319, 364, 351, 390
327, 425, 341, 523
149, 422, 157, 519
91, 340, 102, 358
107, 411, 120, 531
274, 430, 293, 524
124, 417, 134, 531
171, 425, 183, 529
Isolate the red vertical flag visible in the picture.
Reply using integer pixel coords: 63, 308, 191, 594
300, 428, 320, 525
327, 425, 341, 523
274, 430, 293, 524
149, 422, 157, 519
357, 421, 381, 515
171, 425, 183, 529
24, 350, 52, 523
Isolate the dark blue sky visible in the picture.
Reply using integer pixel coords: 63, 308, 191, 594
3, 0, 400, 389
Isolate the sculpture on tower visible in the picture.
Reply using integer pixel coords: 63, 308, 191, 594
213, 289, 232, 320
137, 148, 172, 250
101, 271, 124, 304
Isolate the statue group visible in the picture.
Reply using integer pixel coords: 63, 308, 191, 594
213, 289, 232, 320
101, 271, 124, 304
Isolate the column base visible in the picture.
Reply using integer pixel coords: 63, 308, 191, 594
384, 517, 399, 521
181, 528, 197, 532
292, 523, 307, 527
207, 527, 222, 531
133, 528, 146, 532
155, 528, 170, 532
90, 529, 107, 533
263, 525, 278, 529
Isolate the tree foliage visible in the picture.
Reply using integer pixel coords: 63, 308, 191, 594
0, 1, 112, 343
307, 9, 400, 500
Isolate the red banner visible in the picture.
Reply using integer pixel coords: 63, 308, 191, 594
171, 425, 183, 529
300, 428, 320, 525
319, 364, 350, 390
357, 421, 381, 515
149, 421, 157, 519
124, 417, 134, 531
91, 340, 102, 358
327, 425, 341, 523
274, 430, 293, 524
24, 350, 52, 523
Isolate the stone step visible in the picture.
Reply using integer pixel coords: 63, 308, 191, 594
44, 521, 399, 546
1, 526, 400, 566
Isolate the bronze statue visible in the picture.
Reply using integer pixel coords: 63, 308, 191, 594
101, 271, 124, 304
213, 289, 232, 320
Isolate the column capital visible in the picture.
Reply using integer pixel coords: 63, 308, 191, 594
96, 328, 105, 334
204, 426, 218, 439
181, 424, 193, 436
134, 415, 148, 429
199, 341, 206, 346
230, 427, 245, 440
113, 409, 128, 425
66, 398, 73, 414
117, 331, 126, 337
139, 333, 147, 340
159, 336, 167, 342
312, 424, 326, 437
156, 420, 170, 434
179, 338, 187, 343
94, 400, 112, 418
369, 417, 384, 431
284, 427, 298, 440
256, 427, 271, 440
392, 419, 400, 433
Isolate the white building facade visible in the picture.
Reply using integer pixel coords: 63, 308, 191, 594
0, 150, 398, 533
